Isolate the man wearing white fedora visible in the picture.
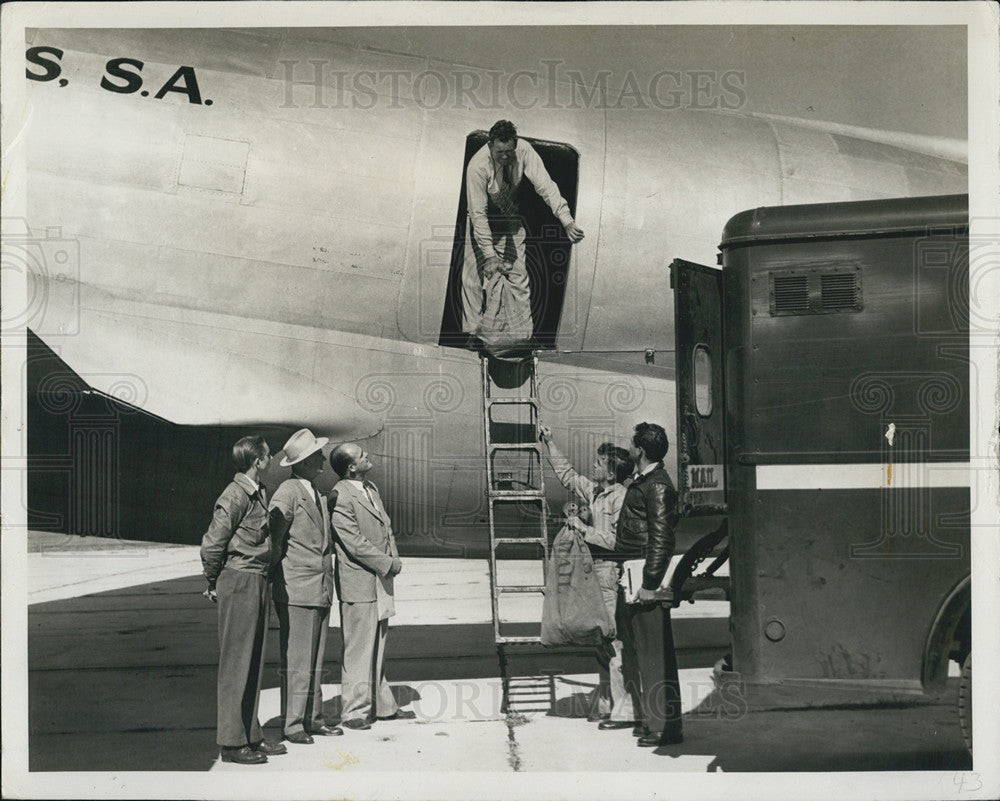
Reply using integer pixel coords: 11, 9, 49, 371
269, 428, 342, 743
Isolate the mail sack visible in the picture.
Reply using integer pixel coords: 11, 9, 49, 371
540, 526, 615, 646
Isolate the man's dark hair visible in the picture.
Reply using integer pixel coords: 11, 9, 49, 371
329, 445, 356, 479
489, 119, 517, 144
597, 442, 634, 484
632, 422, 669, 463
232, 435, 267, 473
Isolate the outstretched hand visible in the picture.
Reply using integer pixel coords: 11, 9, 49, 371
538, 424, 553, 443
565, 222, 585, 243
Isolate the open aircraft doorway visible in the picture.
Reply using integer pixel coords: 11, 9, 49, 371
438, 131, 580, 350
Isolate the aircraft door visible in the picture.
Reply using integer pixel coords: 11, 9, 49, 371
670, 259, 726, 514
439, 131, 579, 350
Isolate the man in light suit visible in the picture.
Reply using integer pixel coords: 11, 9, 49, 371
328, 443, 416, 729
269, 428, 343, 743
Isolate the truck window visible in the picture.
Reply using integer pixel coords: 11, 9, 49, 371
694, 345, 712, 416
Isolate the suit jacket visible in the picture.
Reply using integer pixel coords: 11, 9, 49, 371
269, 478, 335, 607
330, 479, 398, 603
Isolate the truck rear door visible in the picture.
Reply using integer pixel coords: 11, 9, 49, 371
670, 258, 726, 515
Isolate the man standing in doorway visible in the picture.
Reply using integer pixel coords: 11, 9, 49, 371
461, 119, 585, 346
201, 435, 287, 764
614, 422, 684, 747
269, 428, 342, 743
328, 443, 415, 729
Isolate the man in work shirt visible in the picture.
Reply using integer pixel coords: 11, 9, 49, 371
200, 435, 287, 765
460, 119, 585, 345
539, 424, 640, 727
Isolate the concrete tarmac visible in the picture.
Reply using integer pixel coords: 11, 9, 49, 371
24, 532, 971, 778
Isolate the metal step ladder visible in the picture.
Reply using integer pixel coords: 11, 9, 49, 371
480, 354, 549, 712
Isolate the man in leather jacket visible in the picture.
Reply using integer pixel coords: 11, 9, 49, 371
613, 422, 684, 747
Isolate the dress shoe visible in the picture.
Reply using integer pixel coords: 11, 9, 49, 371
220, 745, 267, 764
284, 731, 314, 744
309, 723, 344, 736
637, 730, 684, 747
597, 720, 638, 731
376, 709, 417, 721
342, 718, 372, 731
632, 725, 648, 737
253, 739, 287, 755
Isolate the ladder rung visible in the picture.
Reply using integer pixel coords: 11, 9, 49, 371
492, 536, 546, 545
482, 355, 547, 655
489, 490, 544, 500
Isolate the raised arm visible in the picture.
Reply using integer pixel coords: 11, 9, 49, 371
539, 423, 596, 502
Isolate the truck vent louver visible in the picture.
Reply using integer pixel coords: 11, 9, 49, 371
772, 275, 809, 313
768, 267, 862, 316
821, 272, 859, 309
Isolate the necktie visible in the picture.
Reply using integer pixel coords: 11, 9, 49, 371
312, 487, 325, 527
494, 162, 518, 217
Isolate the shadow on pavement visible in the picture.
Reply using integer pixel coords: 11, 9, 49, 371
27, 573, 725, 771
29, 572, 965, 773
652, 687, 973, 772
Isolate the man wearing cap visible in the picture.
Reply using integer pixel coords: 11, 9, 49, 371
328, 443, 414, 729
269, 428, 342, 743
200, 435, 287, 765
460, 119, 585, 345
